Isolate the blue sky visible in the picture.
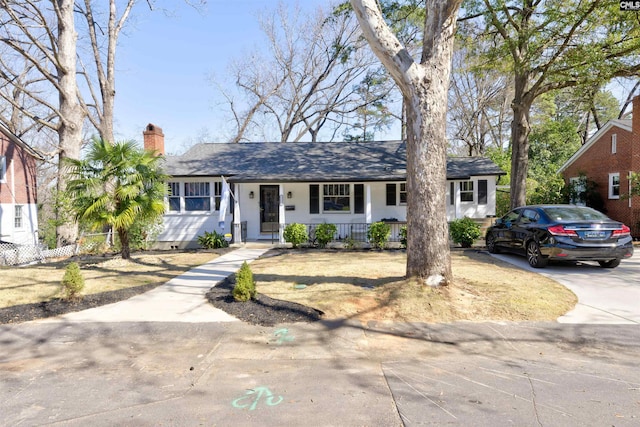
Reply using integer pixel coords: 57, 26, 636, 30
114, 0, 331, 154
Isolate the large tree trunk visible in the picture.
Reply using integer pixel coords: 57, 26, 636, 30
351, 0, 460, 285
118, 227, 131, 260
509, 72, 532, 209
55, 0, 84, 246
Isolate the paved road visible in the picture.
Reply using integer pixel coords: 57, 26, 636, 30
492, 251, 640, 324
1, 320, 639, 426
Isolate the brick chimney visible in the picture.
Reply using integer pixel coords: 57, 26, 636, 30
143, 123, 164, 155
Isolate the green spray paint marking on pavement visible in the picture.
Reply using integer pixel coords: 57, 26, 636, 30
274, 328, 295, 344
232, 387, 283, 411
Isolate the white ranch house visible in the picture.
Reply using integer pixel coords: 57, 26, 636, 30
143, 124, 505, 248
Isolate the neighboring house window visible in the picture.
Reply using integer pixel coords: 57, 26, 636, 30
386, 184, 396, 206
14, 205, 23, 228
569, 176, 586, 205
323, 184, 350, 212
611, 134, 617, 154
168, 182, 180, 211
184, 182, 211, 211
460, 181, 474, 202
609, 173, 620, 199
399, 183, 407, 204
0, 155, 5, 182
478, 180, 488, 205
354, 184, 364, 214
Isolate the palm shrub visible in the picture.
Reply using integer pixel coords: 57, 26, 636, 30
315, 223, 337, 248
283, 223, 308, 248
232, 261, 256, 302
449, 217, 481, 248
367, 221, 391, 250
62, 262, 85, 300
198, 230, 229, 249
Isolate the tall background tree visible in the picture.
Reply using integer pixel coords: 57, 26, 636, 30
350, 0, 462, 285
466, 0, 640, 209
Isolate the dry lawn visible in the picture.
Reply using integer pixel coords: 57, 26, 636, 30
0, 251, 222, 309
251, 249, 577, 323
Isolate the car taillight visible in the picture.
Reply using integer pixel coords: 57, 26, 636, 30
547, 225, 578, 236
612, 225, 631, 237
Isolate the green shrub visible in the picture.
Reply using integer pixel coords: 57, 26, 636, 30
367, 221, 391, 250
449, 217, 481, 248
283, 223, 308, 248
342, 235, 358, 249
62, 262, 85, 300
197, 230, 229, 249
315, 223, 337, 248
399, 226, 407, 249
232, 261, 256, 302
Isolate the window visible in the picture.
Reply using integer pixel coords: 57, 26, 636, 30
386, 184, 396, 206
0, 155, 5, 182
14, 205, 22, 228
569, 176, 586, 205
612, 134, 617, 154
478, 180, 487, 205
323, 184, 350, 212
520, 209, 539, 224
399, 183, 407, 204
609, 173, 620, 199
214, 181, 223, 211
460, 181, 474, 202
184, 182, 211, 211
449, 182, 454, 205
168, 182, 180, 211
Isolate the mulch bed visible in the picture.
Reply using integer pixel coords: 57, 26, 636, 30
206, 276, 323, 327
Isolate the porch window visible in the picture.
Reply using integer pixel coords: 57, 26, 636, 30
168, 182, 180, 211
0, 156, 5, 182
184, 182, 211, 211
399, 183, 407, 204
386, 184, 396, 206
449, 182, 454, 205
309, 184, 320, 214
354, 184, 364, 214
323, 184, 350, 212
14, 205, 23, 228
460, 181, 474, 202
214, 181, 222, 211
609, 173, 620, 199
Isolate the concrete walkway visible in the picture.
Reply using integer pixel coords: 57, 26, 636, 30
51, 246, 270, 323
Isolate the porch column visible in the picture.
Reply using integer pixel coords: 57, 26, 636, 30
454, 181, 461, 219
278, 184, 285, 244
365, 184, 372, 224
233, 190, 242, 244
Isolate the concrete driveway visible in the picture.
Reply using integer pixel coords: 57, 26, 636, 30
492, 251, 640, 324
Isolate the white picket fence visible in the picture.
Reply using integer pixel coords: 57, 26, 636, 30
0, 243, 78, 267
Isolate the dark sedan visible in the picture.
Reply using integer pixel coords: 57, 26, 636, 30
485, 205, 634, 268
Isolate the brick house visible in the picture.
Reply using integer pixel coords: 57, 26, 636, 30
0, 123, 44, 245
559, 95, 640, 237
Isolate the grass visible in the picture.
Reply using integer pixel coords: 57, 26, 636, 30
0, 251, 222, 309
250, 249, 577, 323
0, 248, 578, 323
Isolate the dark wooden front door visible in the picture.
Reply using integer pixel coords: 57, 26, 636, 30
260, 185, 279, 233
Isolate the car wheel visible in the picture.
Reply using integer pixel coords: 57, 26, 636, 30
598, 259, 621, 268
486, 233, 500, 254
526, 241, 548, 268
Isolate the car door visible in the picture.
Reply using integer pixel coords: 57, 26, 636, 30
511, 208, 540, 251
492, 209, 522, 250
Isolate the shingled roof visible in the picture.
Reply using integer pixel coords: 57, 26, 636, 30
166, 141, 504, 182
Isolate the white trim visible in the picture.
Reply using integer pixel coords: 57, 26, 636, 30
558, 119, 632, 173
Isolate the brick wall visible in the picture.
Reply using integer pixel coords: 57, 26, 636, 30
0, 133, 38, 205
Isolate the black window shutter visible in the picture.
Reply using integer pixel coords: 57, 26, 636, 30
478, 180, 488, 205
354, 184, 364, 214
449, 182, 454, 205
386, 183, 396, 206
310, 184, 319, 214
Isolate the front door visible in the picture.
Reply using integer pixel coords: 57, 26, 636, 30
260, 185, 279, 233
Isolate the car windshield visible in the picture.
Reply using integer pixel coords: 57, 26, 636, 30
543, 206, 610, 221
